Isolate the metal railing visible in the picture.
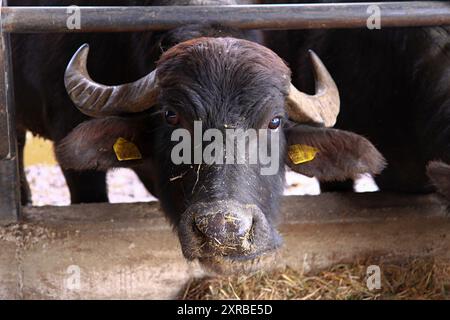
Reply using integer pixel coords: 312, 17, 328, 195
2, 2, 450, 33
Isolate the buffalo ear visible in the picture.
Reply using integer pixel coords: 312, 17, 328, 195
56, 117, 149, 171
284, 125, 386, 181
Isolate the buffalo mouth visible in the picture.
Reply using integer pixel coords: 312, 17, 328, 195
197, 249, 280, 275
178, 200, 282, 274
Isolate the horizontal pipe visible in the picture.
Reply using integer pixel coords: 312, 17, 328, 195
1, 2, 450, 33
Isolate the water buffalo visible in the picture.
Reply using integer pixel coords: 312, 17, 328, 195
265, 0, 450, 204
13, 0, 385, 272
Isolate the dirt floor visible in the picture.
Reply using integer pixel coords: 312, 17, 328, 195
182, 258, 450, 300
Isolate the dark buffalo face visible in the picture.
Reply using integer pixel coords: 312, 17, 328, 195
152, 38, 289, 272
57, 37, 385, 273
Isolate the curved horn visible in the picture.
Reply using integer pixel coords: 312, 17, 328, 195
64, 44, 159, 117
286, 50, 340, 127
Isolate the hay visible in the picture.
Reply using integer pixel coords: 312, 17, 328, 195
181, 258, 450, 300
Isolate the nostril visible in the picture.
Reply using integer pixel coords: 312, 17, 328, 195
193, 212, 213, 237
224, 213, 253, 239
245, 220, 255, 243
194, 211, 254, 246
180, 201, 279, 262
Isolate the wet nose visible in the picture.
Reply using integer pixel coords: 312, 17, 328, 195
179, 200, 282, 261
195, 210, 253, 242
194, 204, 255, 254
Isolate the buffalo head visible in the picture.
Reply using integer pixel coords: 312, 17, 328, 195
57, 37, 385, 273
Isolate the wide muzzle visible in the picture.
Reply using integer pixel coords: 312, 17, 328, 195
178, 200, 282, 261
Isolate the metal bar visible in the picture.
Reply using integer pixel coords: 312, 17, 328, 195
0, 0, 20, 224
1, 2, 450, 33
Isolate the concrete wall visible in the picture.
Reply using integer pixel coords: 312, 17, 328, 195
0, 193, 448, 299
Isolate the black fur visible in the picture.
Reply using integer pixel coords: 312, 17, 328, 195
11, 0, 258, 204
265, 0, 450, 199
15, 0, 388, 267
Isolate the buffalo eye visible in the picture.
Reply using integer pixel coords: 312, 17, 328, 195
268, 117, 281, 130
165, 110, 179, 125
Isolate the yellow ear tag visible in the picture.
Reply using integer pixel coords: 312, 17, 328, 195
113, 137, 142, 161
288, 144, 319, 165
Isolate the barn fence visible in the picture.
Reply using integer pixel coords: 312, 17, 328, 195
1, 193, 449, 299
0, 1, 449, 299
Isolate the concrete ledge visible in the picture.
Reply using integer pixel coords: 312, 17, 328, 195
0, 193, 448, 299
